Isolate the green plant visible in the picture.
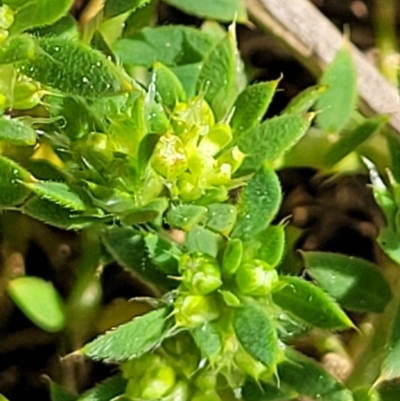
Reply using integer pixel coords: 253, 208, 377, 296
1, 1, 400, 401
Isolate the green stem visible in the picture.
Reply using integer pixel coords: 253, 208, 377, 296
373, 0, 398, 84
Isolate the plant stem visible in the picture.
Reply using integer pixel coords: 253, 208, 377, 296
373, 0, 398, 85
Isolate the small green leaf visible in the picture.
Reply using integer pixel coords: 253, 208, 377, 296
303, 251, 392, 313
316, 46, 357, 133
23, 181, 86, 211
121, 198, 168, 225
19, 38, 129, 98
171, 63, 202, 99
166, 204, 208, 231
0, 35, 36, 64
222, 238, 243, 275
234, 303, 279, 368
278, 348, 354, 401
186, 225, 221, 257
197, 28, 240, 121
272, 276, 354, 330
104, 0, 150, 19
83, 308, 168, 361
283, 85, 326, 115
7, 276, 66, 332
23, 197, 94, 230
153, 62, 186, 109
324, 115, 388, 167
206, 203, 237, 234
50, 381, 77, 401
102, 226, 176, 289
242, 380, 298, 401
231, 81, 278, 136
6, 0, 75, 33
31, 14, 79, 40
77, 375, 127, 401
232, 167, 282, 240
163, 0, 247, 22
144, 233, 180, 275
113, 26, 215, 68
237, 114, 312, 173
192, 322, 222, 360
256, 225, 285, 268
0, 154, 30, 207
381, 340, 400, 382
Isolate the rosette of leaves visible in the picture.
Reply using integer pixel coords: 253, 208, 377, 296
0, 1, 395, 401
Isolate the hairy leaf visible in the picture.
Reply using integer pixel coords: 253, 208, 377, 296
303, 251, 391, 313
234, 303, 279, 368
23, 181, 86, 211
193, 322, 222, 360
166, 204, 208, 231
316, 46, 357, 133
242, 380, 298, 401
231, 81, 277, 136
232, 167, 282, 240
256, 225, 285, 268
278, 348, 354, 401
0, 35, 36, 64
283, 85, 326, 115
206, 203, 237, 235
324, 115, 388, 167
101, 226, 176, 289
7, 276, 66, 332
237, 114, 312, 173
186, 225, 221, 257
83, 308, 168, 361
197, 28, 240, 120
272, 276, 354, 330
0, 154, 30, 207
19, 38, 128, 98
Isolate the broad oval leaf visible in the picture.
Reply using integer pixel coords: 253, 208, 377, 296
166, 204, 208, 231
6, 0, 75, 33
272, 276, 354, 330
303, 251, 392, 313
237, 114, 312, 174
83, 308, 168, 361
206, 203, 237, 235
316, 46, 357, 133
278, 348, 354, 401
186, 225, 221, 258
23, 181, 86, 211
7, 276, 66, 332
197, 28, 241, 121
163, 0, 247, 22
256, 225, 285, 268
0, 154, 30, 207
19, 38, 129, 98
231, 81, 278, 136
113, 26, 215, 68
232, 167, 282, 240
324, 115, 388, 167
234, 303, 279, 368
77, 375, 127, 401
192, 322, 222, 360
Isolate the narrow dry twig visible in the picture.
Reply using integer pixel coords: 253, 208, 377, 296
245, 0, 400, 135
